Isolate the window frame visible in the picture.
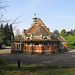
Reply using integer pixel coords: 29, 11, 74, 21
43, 42, 48, 46
34, 42, 39, 46
16, 44, 21, 50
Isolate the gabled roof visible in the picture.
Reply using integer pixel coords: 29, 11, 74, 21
26, 24, 35, 33
26, 18, 43, 34
57, 36, 66, 42
31, 25, 49, 36
26, 18, 50, 35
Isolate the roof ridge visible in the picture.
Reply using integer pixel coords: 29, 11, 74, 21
61, 36, 66, 41
26, 23, 35, 33
35, 18, 45, 25
26, 18, 40, 33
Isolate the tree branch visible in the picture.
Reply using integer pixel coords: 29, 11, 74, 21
11, 14, 24, 25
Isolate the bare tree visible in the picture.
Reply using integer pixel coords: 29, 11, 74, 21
0, 0, 23, 24
0, 0, 8, 23
15, 28, 21, 36
0, 0, 24, 32
10, 14, 24, 31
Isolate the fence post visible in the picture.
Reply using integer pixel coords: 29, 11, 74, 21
17, 59, 21, 68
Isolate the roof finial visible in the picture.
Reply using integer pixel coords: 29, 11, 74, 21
32, 13, 38, 25
34, 13, 36, 17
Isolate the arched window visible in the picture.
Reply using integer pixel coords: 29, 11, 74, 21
60, 43, 64, 49
17, 44, 18, 49
19, 44, 20, 49
17, 44, 20, 50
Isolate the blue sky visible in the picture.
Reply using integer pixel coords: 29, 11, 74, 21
4, 0, 75, 34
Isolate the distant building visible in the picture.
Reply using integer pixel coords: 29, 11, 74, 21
11, 14, 66, 54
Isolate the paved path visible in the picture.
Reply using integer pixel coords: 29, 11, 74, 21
0, 48, 75, 65
0, 47, 11, 54
68, 49, 75, 52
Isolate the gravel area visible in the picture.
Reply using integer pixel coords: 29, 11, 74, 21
0, 47, 75, 65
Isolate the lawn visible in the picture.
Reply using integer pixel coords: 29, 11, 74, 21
30, 69, 75, 75
0, 58, 75, 75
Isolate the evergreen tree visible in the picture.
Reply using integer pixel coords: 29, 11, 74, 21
0, 23, 14, 45
3, 23, 9, 45
1, 23, 3, 30
54, 29, 59, 37
9, 24, 14, 42
74, 29, 75, 36
71, 29, 75, 36
9, 24, 13, 36
3, 23, 14, 45
0, 24, 5, 43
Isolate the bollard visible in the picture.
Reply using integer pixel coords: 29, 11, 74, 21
17, 59, 21, 68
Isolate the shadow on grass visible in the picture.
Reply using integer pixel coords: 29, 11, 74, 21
0, 58, 75, 75
1, 63, 75, 71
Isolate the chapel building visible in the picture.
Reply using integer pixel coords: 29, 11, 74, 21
11, 14, 66, 54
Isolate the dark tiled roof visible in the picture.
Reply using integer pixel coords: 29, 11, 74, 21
26, 18, 45, 34
14, 36, 24, 41
31, 25, 49, 36
50, 37, 66, 42
51, 37, 58, 41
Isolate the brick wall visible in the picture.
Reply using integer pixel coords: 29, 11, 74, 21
11, 43, 16, 51
23, 42, 58, 54
11, 42, 60, 54
63, 42, 66, 49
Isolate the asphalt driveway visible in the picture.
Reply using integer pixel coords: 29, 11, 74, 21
0, 47, 75, 65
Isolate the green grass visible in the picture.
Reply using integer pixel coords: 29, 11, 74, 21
1, 58, 75, 75
0, 62, 46, 75
1, 63, 75, 75
30, 69, 75, 75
